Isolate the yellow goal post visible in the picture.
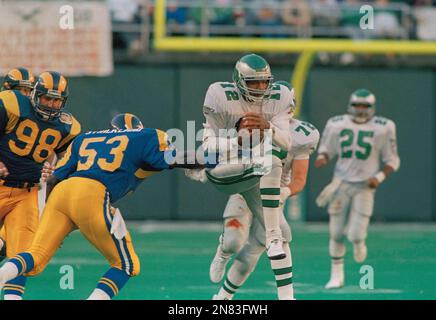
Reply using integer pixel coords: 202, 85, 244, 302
153, 0, 436, 116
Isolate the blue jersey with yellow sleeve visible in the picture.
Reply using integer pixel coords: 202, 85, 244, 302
0, 90, 81, 183
53, 128, 173, 203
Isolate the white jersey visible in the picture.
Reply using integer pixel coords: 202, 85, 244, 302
202, 82, 294, 154
281, 119, 320, 186
318, 114, 400, 182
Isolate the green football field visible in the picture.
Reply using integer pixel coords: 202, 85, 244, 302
4, 222, 436, 300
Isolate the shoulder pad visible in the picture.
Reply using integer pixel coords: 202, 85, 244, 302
291, 120, 320, 147
0, 90, 21, 118
373, 116, 389, 126
329, 114, 346, 123
204, 82, 236, 114
272, 85, 294, 112
65, 113, 81, 137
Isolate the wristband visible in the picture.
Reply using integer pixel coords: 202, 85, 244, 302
374, 171, 386, 183
316, 153, 327, 161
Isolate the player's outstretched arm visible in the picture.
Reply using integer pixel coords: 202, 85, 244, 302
170, 163, 206, 169
169, 151, 207, 169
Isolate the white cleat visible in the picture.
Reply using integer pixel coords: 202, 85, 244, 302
267, 239, 286, 260
325, 260, 344, 289
325, 277, 344, 289
209, 245, 231, 283
353, 242, 368, 263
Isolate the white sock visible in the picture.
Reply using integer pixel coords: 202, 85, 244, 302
87, 288, 111, 300
4, 294, 22, 300
330, 258, 344, 280
271, 243, 294, 300
262, 207, 282, 242
216, 286, 234, 300
260, 161, 283, 243
0, 262, 20, 284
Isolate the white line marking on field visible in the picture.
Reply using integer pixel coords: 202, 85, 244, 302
126, 221, 436, 234
51, 258, 107, 265
266, 281, 402, 294
128, 221, 222, 233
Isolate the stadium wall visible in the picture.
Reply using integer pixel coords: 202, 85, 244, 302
68, 64, 435, 222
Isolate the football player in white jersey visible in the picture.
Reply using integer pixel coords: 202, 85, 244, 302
200, 54, 295, 262
315, 88, 400, 289
207, 81, 319, 300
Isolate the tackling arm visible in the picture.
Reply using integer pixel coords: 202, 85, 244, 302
169, 150, 207, 169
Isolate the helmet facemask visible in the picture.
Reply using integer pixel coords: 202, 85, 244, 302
232, 54, 274, 104
31, 71, 69, 122
348, 89, 376, 124
348, 104, 375, 124
31, 90, 67, 121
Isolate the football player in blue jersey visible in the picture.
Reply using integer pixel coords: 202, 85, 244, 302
0, 70, 81, 300
0, 114, 202, 300
1, 67, 36, 98
0, 67, 37, 265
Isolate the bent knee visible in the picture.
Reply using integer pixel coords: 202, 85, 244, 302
222, 234, 245, 254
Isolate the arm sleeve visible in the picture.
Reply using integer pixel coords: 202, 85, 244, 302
269, 108, 292, 151
293, 128, 320, 160
202, 86, 238, 154
269, 87, 295, 151
381, 121, 400, 171
53, 140, 78, 180
317, 120, 337, 159
142, 129, 174, 170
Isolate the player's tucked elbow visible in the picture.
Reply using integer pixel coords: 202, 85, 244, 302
386, 157, 400, 172
272, 128, 291, 151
